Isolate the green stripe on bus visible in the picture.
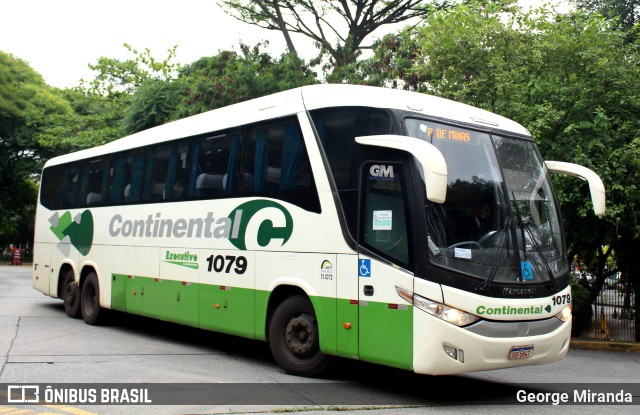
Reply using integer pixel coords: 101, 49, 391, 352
111, 274, 411, 369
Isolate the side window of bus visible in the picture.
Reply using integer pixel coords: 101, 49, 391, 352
143, 142, 188, 202
188, 130, 241, 199
80, 159, 108, 207
360, 162, 411, 268
109, 150, 145, 204
40, 165, 64, 210
239, 116, 320, 213
61, 164, 81, 208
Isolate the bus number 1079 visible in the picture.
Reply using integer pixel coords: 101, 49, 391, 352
206, 255, 247, 275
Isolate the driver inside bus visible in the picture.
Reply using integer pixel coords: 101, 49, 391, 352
456, 201, 493, 242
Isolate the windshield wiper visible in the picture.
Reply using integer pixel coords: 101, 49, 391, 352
476, 217, 512, 292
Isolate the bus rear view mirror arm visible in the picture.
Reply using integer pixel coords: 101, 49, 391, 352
545, 160, 606, 217
355, 135, 448, 203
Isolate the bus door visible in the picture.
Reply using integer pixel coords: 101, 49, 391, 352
357, 162, 414, 370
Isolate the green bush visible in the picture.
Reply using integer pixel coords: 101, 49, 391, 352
571, 282, 593, 337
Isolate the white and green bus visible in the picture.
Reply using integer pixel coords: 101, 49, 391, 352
33, 84, 605, 376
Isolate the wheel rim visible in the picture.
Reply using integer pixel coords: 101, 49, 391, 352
284, 313, 317, 359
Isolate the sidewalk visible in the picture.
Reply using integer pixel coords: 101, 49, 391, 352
570, 338, 640, 352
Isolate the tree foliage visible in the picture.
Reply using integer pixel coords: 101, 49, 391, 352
0, 51, 73, 246
123, 42, 317, 134
83, 43, 180, 96
572, 0, 640, 40
176, 43, 317, 117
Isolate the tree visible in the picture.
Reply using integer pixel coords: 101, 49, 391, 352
0, 51, 73, 248
68, 44, 183, 139
177, 43, 317, 115
572, 0, 640, 40
83, 43, 180, 96
356, 0, 640, 338
218, 0, 451, 75
121, 42, 317, 134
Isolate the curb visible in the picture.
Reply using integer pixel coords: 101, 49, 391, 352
570, 339, 640, 352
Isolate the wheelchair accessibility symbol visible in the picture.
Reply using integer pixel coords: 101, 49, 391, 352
359, 259, 371, 277
521, 260, 534, 281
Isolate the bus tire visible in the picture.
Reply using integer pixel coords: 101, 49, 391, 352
61, 269, 81, 318
80, 271, 104, 325
268, 295, 330, 377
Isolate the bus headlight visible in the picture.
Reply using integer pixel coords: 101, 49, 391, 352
413, 294, 479, 327
554, 305, 572, 322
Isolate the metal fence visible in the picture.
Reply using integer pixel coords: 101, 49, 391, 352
574, 282, 636, 342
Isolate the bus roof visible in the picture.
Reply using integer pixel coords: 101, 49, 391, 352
44, 84, 530, 167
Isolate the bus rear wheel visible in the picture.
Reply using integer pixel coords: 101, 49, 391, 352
268, 295, 330, 377
61, 269, 81, 318
81, 271, 104, 325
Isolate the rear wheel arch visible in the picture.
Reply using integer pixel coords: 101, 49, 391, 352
265, 285, 308, 339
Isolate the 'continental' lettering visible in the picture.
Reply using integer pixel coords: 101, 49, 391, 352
109, 212, 231, 239
476, 305, 544, 315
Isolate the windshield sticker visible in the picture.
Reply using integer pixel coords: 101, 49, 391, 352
372, 210, 392, 231
454, 247, 472, 259
521, 261, 534, 281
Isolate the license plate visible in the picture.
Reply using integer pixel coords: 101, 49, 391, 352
508, 345, 534, 360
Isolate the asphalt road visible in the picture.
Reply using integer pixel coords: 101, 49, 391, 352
0, 265, 638, 415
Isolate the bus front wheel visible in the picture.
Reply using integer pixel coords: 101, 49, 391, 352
81, 272, 104, 325
268, 295, 330, 377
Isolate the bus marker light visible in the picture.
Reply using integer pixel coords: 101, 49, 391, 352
349, 299, 358, 305
443, 345, 457, 360
214, 304, 220, 309
388, 304, 398, 309
132, 291, 137, 295
395, 287, 413, 304
343, 323, 352, 329
443, 345, 464, 363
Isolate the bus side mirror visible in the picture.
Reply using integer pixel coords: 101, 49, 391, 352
545, 160, 606, 217
355, 135, 448, 203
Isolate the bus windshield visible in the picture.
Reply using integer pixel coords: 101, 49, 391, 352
405, 118, 568, 285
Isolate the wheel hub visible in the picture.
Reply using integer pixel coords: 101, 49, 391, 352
285, 314, 316, 358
